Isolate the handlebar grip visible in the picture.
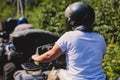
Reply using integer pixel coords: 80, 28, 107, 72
34, 47, 39, 65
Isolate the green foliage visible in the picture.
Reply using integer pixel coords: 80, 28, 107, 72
0, 0, 10, 20
103, 44, 120, 80
0, 0, 17, 20
27, 0, 67, 35
92, 0, 120, 44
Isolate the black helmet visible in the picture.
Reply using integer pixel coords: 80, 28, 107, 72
17, 16, 28, 25
65, 2, 95, 32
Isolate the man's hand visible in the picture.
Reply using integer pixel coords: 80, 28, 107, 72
31, 54, 39, 65
32, 54, 39, 60
31, 44, 63, 63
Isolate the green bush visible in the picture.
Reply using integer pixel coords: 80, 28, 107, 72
103, 44, 120, 80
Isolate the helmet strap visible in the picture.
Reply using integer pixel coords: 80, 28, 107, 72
66, 18, 75, 30
75, 25, 93, 32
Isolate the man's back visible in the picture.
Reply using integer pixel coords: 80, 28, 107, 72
14, 24, 34, 32
56, 30, 107, 80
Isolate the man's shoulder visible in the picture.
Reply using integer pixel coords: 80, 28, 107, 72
16, 24, 33, 27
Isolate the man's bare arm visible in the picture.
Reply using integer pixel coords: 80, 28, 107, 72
32, 44, 63, 63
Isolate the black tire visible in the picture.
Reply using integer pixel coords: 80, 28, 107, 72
3, 62, 16, 80
0, 45, 7, 75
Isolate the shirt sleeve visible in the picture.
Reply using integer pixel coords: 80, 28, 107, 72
55, 32, 68, 52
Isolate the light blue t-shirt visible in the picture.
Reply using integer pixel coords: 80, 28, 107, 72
56, 30, 107, 80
